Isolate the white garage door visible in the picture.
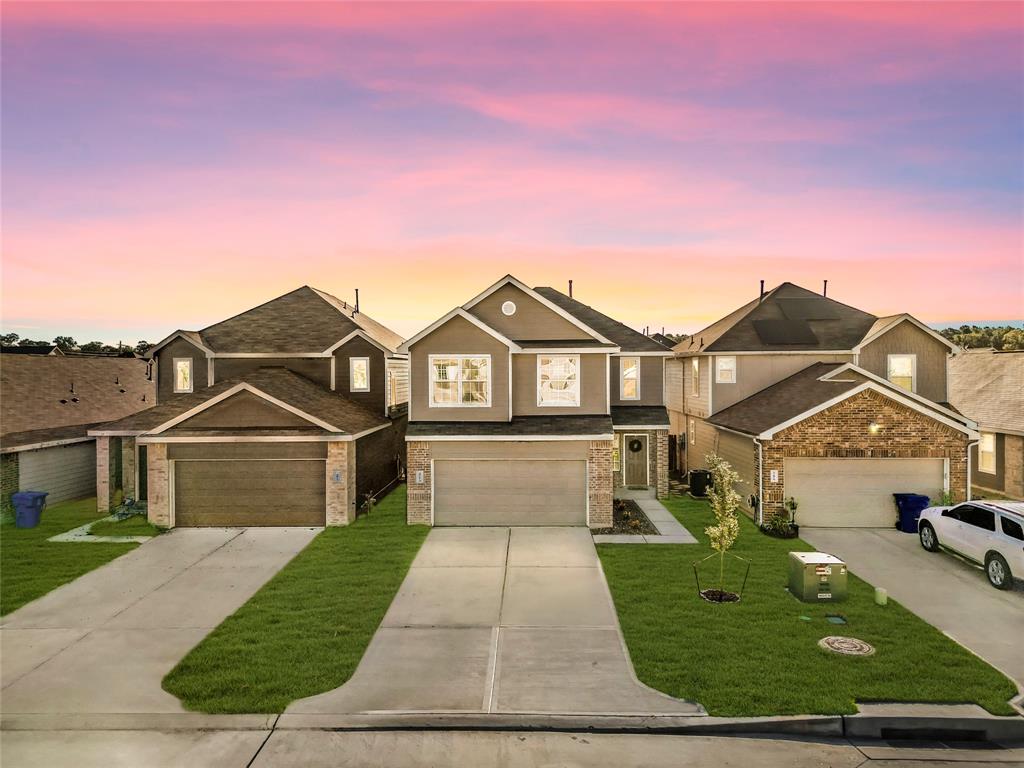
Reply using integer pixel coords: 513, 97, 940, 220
786, 458, 945, 528
434, 459, 587, 526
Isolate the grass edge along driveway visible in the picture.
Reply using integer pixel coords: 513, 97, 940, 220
597, 494, 1018, 717
163, 484, 428, 714
1, 496, 141, 616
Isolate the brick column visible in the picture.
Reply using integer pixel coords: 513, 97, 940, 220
588, 440, 613, 528
406, 441, 432, 524
96, 436, 112, 513
121, 437, 136, 499
656, 429, 669, 499
147, 443, 171, 527
326, 441, 351, 526
1004, 435, 1024, 499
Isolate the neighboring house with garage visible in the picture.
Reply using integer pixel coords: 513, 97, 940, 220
89, 286, 409, 527
665, 282, 978, 528
948, 348, 1024, 500
400, 275, 672, 528
1, 354, 154, 510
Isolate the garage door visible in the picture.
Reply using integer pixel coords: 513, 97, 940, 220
174, 459, 325, 527
434, 459, 587, 526
786, 458, 945, 528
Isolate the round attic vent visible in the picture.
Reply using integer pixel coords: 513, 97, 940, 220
501, 300, 517, 316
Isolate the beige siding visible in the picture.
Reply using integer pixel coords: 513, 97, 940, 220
610, 356, 664, 406
468, 283, 592, 341
715, 429, 757, 515
18, 442, 96, 504
157, 338, 208, 402
712, 353, 854, 412
409, 314, 510, 421
687, 417, 717, 471
171, 390, 312, 430
665, 358, 684, 414
858, 321, 948, 402
682, 355, 710, 417
386, 358, 410, 407
512, 353, 608, 416
214, 356, 331, 390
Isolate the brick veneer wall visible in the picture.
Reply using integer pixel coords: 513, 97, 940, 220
146, 443, 170, 527
406, 440, 432, 524
1, 453, 18, 514
760, 389, 969, 522
588, 440, 613, 528
121, 437, 136, 499
96, 436, 111, 513
326, 441, 353, 526
1004, 434, 1024, 499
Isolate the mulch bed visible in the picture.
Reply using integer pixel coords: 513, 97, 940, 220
592, 499, 660, 536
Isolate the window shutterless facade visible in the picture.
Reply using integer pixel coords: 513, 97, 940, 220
350, 357, 370, 392
691, 358, 699, 396
537, 355, 580, 406
429, 354, 491, 407
173, 358, 193, 393
612, 435, 621, 471
715, 356, 736, 384
620, 356, 640, 400
886, 353, 916, 392
978, 432, 997, 474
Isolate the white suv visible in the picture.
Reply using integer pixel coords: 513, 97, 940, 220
918, 500, 1024, 590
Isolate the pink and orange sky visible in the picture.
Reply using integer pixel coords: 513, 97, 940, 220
2, 2, 1022, 344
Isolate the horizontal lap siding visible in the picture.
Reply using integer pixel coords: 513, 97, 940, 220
18, 442, 97, 504
715, 429, 757, 515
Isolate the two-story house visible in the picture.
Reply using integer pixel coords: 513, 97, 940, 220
89, 286, 409, 527
399, 275, 672, 528
666, 282, 979, 528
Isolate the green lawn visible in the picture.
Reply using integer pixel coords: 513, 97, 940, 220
88, 514, 162, 538
163, 483, 428, 713
1, 496, 140, 616
597, 494, 1018, 717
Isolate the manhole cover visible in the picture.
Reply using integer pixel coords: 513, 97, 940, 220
819, 636, 875, 656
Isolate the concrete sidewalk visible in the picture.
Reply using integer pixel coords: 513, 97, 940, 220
283, 526, 700, 722
1, 527, 318, 716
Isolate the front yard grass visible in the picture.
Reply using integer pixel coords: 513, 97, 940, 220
597, 494, 1018, 717
163, 483, 428, 713
88, 514, 161, 537
1, 496, 140, 616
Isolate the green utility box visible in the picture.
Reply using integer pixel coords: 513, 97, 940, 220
788, 552, 848, 603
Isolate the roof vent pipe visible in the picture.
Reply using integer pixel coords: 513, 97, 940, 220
759, 280, 765, 302
568, 279, 573, 298
823, 279, 828, 297
354, 288, 359, 315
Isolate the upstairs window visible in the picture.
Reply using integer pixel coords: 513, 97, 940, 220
430, 355, 491, 407
350, 357, 370, 392
691, 358, 700, 397
620, 357, 640, 400
978, 432, 996, 474
887, 354, 916, 392
538, 355, 580, 406
173, 358, 193, 393
715, 356, 736, 384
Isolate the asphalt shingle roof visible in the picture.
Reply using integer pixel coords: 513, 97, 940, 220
948, 349, 1024, 434
406, 415, 613, 437
1, 423, 106, 453
610, 406, 671, 428
532, 287, 670, 352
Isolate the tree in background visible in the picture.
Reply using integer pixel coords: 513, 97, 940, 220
940, 325, 1024, 351
134, 340, 151, 355
17, 338, 49, 347
51, 336, 78, 351
0, 333, 19, 346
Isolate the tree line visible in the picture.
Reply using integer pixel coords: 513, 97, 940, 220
0, 333, 150, 356
937, 325, 1024, 351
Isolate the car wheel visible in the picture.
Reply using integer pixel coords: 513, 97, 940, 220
985, 553, 1013, 590
919, 522, 940, 552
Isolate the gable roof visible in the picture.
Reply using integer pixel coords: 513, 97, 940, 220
853, 313, 958, 353
948, 349, 1024, 435
309, 287, 405, 354
676, 282, 878, 354
532, 287, 670, 352
398, 307, 523, 353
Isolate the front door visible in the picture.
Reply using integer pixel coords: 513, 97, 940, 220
624, 434, 648, 487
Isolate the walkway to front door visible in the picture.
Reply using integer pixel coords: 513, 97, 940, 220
284, 527, 701, 718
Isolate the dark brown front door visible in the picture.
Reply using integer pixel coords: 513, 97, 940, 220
624, 434, 648, 487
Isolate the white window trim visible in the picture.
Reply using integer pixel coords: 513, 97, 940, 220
349, 357, 370, 393
691, 358, 700, 397
173, 357, 193, 393
715, 356, 737, 384
688, 419, 696, 445
886, 353, 917, 393
612, 434, 621, 472
978, 432, 997, 475
619, 356, 641, 401
537, 354, 581, 407
428, 354, 493, 408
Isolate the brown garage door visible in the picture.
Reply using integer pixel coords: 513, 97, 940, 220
174, 459, 326, 527
786, 458, 945, 528
434, 459, 587, 526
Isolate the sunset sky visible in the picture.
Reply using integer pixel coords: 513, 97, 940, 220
2, 2, 1022, 345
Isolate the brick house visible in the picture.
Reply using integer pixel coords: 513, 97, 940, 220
665, 282, 978, 527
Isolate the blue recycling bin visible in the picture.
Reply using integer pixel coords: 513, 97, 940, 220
892, 493, 930, 533
12, 491, 48, 529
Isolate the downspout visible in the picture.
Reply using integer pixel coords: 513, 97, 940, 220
755, 437, 764, 526
966, 439, 978, 502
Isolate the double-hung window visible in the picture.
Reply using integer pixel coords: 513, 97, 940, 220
620, 357, 640, 400
430, 355, 491, 407
690, 358, 700, 397
537, 355, 580, 406
350, 357, 370, 392
978, 432, 997, 474
887, 354, 915, 392
715, 356, 736, 384
173, 358, 193, 393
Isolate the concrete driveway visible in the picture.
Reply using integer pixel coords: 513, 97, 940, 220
1, 527, 318, 720
802, 527, 1024, 689
284, 527, 700, 720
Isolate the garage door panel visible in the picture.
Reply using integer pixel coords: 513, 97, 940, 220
434, 459, 586, 526
787, 458, 944, 528
174, 459, 325, 527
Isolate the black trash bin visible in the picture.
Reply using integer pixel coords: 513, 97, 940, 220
12, 491, 48, 529
892, 493, 930, 533
689, 469, 712, 497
